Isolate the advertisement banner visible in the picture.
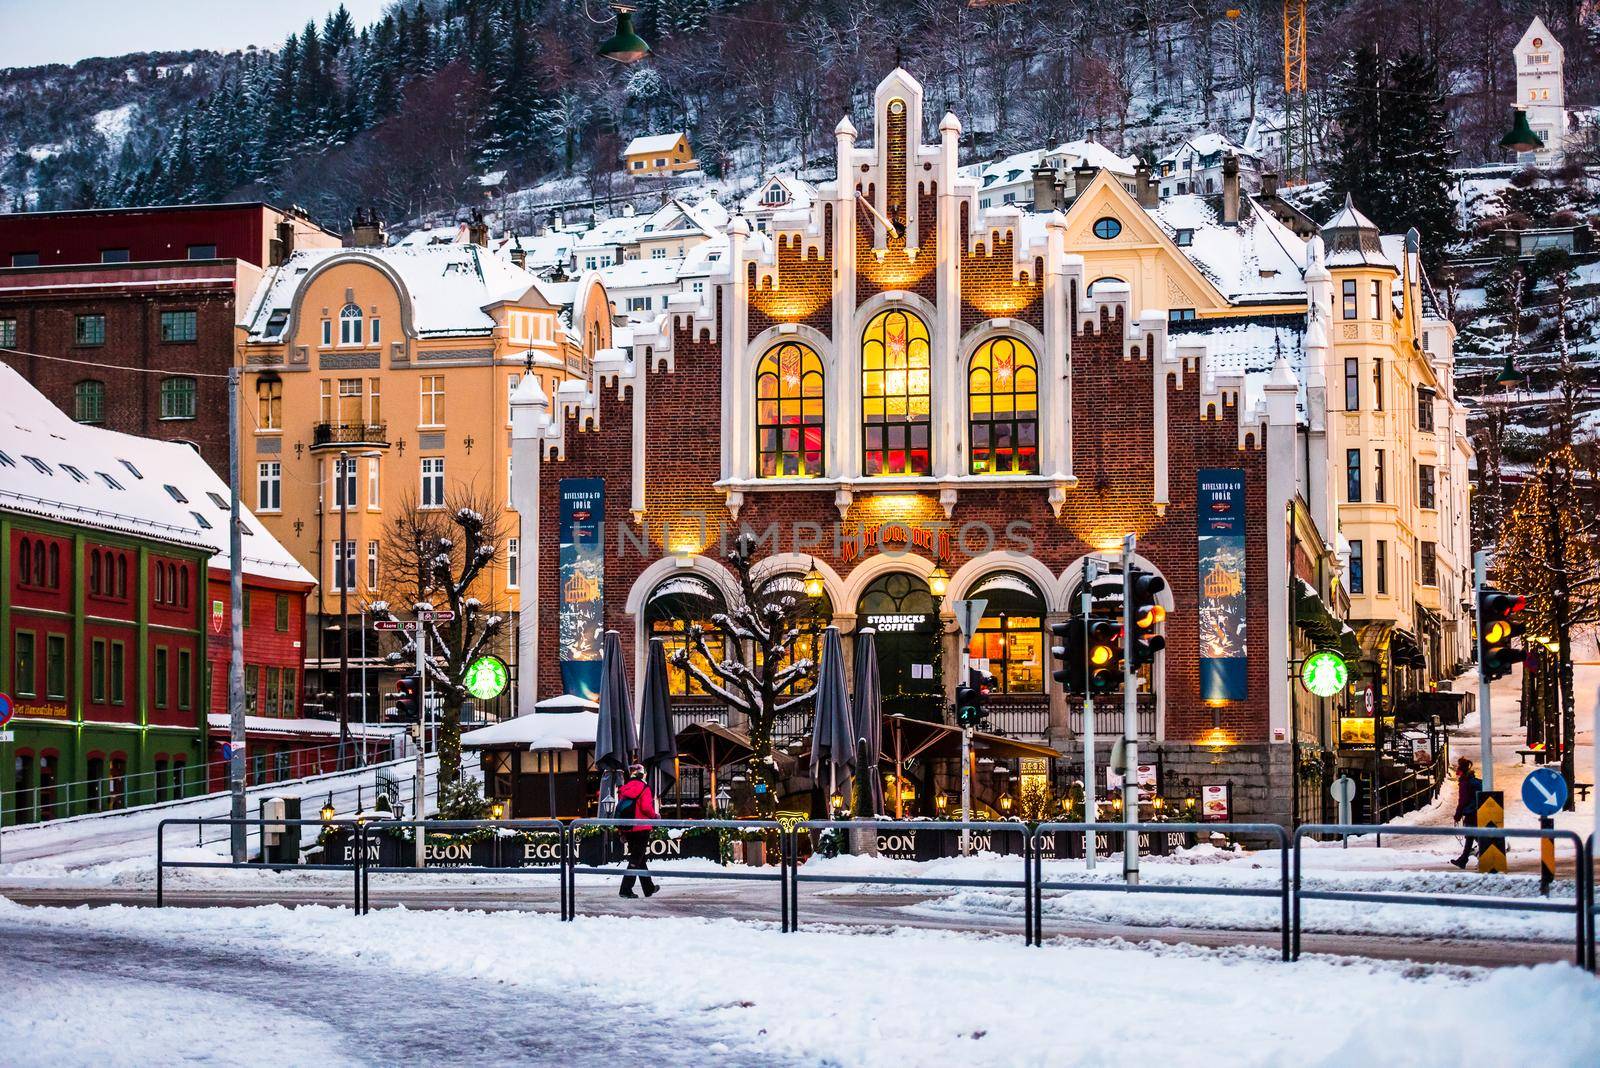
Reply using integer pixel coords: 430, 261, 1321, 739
559, 478, 605, 700
1196, 468, 1247, 702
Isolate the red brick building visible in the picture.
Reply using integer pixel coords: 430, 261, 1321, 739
510, 72, 1330, 827
0, 203, 340, 476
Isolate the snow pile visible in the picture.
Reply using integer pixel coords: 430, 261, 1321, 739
2, 900, 1597, 1066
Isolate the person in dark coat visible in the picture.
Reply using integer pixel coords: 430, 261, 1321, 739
1450, 757, 1483, 869
617, 763, 659, 898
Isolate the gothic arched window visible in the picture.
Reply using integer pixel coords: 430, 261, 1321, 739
862, 308, 931, 476
968, 336, 1039, 475
755, 341, 825, 478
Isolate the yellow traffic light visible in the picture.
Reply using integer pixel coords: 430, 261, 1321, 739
1483, 620, 1511, 644
1090, 644, 1114, 666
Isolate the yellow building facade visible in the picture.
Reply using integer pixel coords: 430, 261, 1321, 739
236, 244, 610, 709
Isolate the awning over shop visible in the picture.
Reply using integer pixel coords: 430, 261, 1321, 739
1390, 629, 1427, 669
675, 721, 754, 769
1293, 578, 1344, 647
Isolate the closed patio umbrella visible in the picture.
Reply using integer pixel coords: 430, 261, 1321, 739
852, 627, 884, 817
594, 630, 636, 815
638, 637, 677, 799
808, 626, 854, 813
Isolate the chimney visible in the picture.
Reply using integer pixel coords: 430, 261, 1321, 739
622, 204, 636, 218
1221, 154, 1240, 227
350, 207, 387, 248
1071, 162, 1097, 199
1261, 171, 1279, 198
272, 219, 295, 266
468, 209, 490, 248
1133, 160, 1158, 208
1031, 163, 1057, 212
509, 243, 527, 270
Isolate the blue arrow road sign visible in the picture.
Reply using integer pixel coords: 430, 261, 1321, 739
1521, 766, 1568, 817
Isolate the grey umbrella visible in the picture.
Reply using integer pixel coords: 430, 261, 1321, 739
808, 626, 855, 811
852, 627, 884, 817
593, 630, 637, 814
638, 637, 677, 800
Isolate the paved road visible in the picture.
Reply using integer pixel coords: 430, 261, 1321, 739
0, 910, 789, 1067
3, 877, 1580, 971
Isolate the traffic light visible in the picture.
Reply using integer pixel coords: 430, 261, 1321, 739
393, 674, 419, 721
1479, 588, 1526, 681
956, 667, 995, 727
1086, 619, 1123, 692
1050, 618, 1087, 695
1128, 568, 1167, 669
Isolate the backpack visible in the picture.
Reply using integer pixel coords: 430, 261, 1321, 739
615, 784, 638, 819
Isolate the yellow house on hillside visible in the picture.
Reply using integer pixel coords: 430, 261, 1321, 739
623, 133, 696, 175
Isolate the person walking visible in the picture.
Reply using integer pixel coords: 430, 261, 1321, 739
1450, 757, 1483, 869
617, 762, 659, 899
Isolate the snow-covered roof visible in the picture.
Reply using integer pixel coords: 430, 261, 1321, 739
624, 132, 687, 157
0, 364, 313, 586
1152, 195, 1308, 303
1322, 194, 1394, 270
1047, 139, 1138, 176
740, 174, 817, 214
1159, 132, 1259, 164
1169, 314, 1307, 416
243, 244, 556, 342
494, 230, 578, 273
461, 710, 599, 750
963, 149, 1045, 189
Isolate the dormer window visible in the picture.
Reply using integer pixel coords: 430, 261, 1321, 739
1175, 228, 1193, 247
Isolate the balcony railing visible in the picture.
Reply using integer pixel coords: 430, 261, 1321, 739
671, 705, 728, 734
983, 702, 1049, 738
1068, 694, 1156, 738
312, 422, 389, 449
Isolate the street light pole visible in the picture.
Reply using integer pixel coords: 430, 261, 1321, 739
1121, 533, 1139, 885
338, 449, 351, 771
228, 366, 247, 863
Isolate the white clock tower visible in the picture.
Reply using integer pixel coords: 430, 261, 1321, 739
1514, 16, 1566, 165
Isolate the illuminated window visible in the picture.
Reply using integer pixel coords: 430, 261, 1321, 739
862, 308, 931, 476
967, 336, 1038, 475
756, 340, 825, 477
965, 572, 1045, 694
645, 576, 727, 697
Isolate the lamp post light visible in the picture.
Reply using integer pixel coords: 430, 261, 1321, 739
935, 793, 949, 815
928, 562, 950, 598
320, 793, 336, 823
1493, 353, 1527, 392
597, 5, 651, 64
998, 792, 1014, 815
490, 800, 506, 821
803, 559, 826, 600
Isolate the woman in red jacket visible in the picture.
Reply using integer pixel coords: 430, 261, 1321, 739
617, 763, 659, 898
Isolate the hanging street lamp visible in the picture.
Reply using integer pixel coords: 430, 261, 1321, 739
1498, 109, 1543, 154
928, 562, 950, 597
1493, 353, 1527, 392
803, 559, 826, 599
598, 5, 651, 64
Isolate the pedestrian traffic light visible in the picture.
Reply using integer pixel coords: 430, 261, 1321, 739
1128, 569, 1167, 668
1478, 588, 1526, 681
956, 667, 995, 727
1050, 617, 1087, 695
1086, 619, 1123, 692
393, 674, 419, 721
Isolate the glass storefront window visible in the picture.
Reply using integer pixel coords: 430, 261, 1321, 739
964, 570, 1047, 694
645, 576, 728, 697
862, 308, 932, 476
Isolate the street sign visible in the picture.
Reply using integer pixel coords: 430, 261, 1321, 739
1329, 775, 1357, 804
0, 691, 13, 726
417, 608, 455, 621
374, 620, 419, 632
463, 655, 509, 700
1521, 766, 1568, 817
0, 732, 13, 743
222, 741, 245, 761
952, 599, 988, 639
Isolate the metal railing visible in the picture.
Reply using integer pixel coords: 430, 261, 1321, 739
1068, 696, 1156, 737
311, 422, 388, 448
1294, 823, 1589, 966
148, 816, 1600, 972
983, 704, 1048, 738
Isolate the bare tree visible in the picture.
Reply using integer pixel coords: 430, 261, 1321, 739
669, 534, 821, 813
373, 486, 508, 783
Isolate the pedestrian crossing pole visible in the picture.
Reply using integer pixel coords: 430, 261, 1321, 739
1538, 815, 1555, 896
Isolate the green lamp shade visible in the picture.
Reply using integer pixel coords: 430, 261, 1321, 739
1499, 109, 1543, 153
1493, 353, 1526, 390
599, 9, 651, 63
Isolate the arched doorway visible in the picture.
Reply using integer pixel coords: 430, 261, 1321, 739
856, 571, 942, 721
642, 574, 727, 708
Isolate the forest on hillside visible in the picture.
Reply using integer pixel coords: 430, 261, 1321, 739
1, 0, 1596, 227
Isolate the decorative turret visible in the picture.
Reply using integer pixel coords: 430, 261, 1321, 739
1320, 194, 1391, 271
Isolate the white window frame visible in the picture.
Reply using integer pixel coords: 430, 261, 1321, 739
321, 319, 332, 347
507, 537, 520, 589
367, 457, 381, 509
367, 541, 379, 591
420, 457, 445, 509
257, 461, 282, 512
339, 303, 363, 346
420, 375, 445, 428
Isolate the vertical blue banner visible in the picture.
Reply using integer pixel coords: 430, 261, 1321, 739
559, 477, 605, 700
1196, 468, 1247, 702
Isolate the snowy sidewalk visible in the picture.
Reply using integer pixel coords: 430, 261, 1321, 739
2, 899, 1597, 1067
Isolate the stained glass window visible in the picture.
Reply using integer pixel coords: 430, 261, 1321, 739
968, 337, 1039, 475
862, 308, 931, 476
756, 341, 825, 477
